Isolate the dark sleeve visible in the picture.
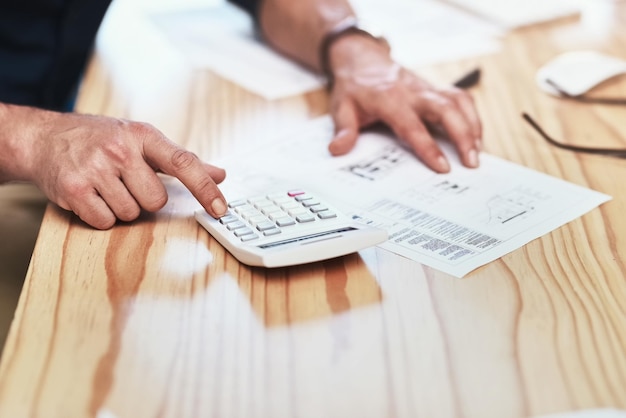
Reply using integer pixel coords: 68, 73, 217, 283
227, 0, 260, 22
0, 0, 112, 111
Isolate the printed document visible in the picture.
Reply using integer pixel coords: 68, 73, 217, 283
209, 118, 611, 278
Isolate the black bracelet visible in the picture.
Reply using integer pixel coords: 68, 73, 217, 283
318, 17, 389, 90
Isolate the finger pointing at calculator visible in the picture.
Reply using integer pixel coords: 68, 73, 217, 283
12, 107, 228, 230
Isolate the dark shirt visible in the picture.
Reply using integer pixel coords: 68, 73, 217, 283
0, 0, 258, 111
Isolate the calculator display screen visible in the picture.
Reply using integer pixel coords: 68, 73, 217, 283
257, 227, 357, 249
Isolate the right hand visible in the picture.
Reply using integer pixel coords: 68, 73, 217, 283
326, 33, 482, 172
11, 107, 227, 229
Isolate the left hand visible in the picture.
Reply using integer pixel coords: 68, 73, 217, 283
326, 33, 483, 173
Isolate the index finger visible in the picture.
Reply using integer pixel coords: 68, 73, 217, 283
144, 135, 228, 218
379, 104, 451, 173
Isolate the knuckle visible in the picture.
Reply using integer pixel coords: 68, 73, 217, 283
58, 175, 91, 199
128, 121, 158, 139
102, 137, 133, 166
143, 193, 168, 212
92, 215, 116, 230
116, 203, 141, 222
170, 149, 199, 172
193, 176, 219, 198
81, 208, 115, 230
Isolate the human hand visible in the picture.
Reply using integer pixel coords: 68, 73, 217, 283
326, 34, 483, 173
20, 109, 227, 229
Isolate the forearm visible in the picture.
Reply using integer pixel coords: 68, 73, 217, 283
257, 0, 356, 72
0, 103, 45, 183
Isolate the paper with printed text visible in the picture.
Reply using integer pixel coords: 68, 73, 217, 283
210, 118, 611, 277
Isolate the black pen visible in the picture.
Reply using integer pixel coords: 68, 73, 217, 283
453, 67, 481, 89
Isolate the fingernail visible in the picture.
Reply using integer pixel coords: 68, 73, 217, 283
211, 198, 227, 217
328, 129, 351, 155
467, 149, 479, 168
437, 156, 450, 173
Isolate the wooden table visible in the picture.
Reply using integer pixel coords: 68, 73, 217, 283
1, 2, 625, 417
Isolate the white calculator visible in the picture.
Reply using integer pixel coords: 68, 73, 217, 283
195, 189, 388, 267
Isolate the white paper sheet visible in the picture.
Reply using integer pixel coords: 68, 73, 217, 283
149, 2, 324, 100
441, 0, 580, 29
208, 117, 611, 278
149, 0, 502, 99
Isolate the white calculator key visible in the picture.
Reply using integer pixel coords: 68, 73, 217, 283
261, 205, 282, 215
302, 199, 320, 207
234, 227, 254, 237
228, 199, 247, 208
276, 217, 296, 227
240, 234, 259, 242
219, 215, 239, 224
241, 210, 263, 220
226, 221, 246, 230
317, 210, 337, 219
256, 221, 276, 231
281, 202, 301, 211
296, 213, 315, 223
248, 216, 268, 227
271, 196, 292, 205
288, 208, 308, 217
247, 195, 268, 203
235, 204, 255, 215
268, 211, 288, 221
263, 228, 282, 236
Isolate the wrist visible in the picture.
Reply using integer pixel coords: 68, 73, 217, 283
0, 103, 51, 183
319, 17, 391, 89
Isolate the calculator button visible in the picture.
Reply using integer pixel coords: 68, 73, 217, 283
310, 205, 328, 213
247, 195, 268, 203
253, 200, 274, 210
247, 216, 267, 227
256, 221, 276, 231
296, 213, 316, 223
234, 204, 255, 215
240, 234, 259, 242
295, 194, 313, 202
226, 221, 246, 230
263, 228, 282, 236
219, 215, 239, 224
276, 217, 296, 227
241, 210, 263, 220
280, 202, 301, 211
317, 210, 337, 220
234, 227, 254, 237
288, 208, 308, 217
271, 196, 292, 205
287, 190, 305, 197
268, 211, 288, 221
228, 199, 247, 208
302, 199, 320, 207
261, 205, 281, 215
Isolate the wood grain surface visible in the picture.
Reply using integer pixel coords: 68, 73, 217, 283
0, 1, 625, 417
